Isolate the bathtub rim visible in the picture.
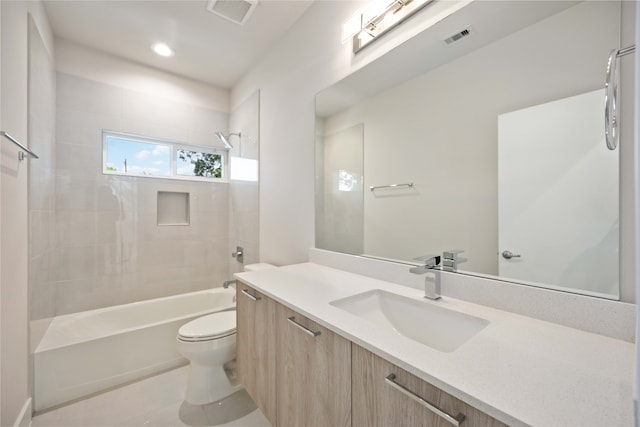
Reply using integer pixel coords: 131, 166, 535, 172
34, 287, 236, 353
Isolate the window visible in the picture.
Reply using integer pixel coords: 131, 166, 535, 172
103, 131, 226, 181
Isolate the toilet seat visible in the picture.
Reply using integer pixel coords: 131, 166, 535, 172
178, 311, 236, 342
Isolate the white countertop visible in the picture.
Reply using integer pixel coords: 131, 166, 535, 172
235, 262, 634, 427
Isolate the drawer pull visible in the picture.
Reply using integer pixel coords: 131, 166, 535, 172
241, 289, 261, 301
385, 373, 465, 426
287, 316, 321, 337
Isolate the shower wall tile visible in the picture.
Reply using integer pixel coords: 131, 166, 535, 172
29, 170, 56, 211
56, 211, 97, 247
56, 246, 99, 281
122, 91, 192, 130
50, 72, 236, 315
191, 185, 229, 214
29, 19, 57, 322
29, 210, 55, 258
136, 121, 188, 145
189, 105, 229, 136
230, 181, 259, 214
53, 278, 120, 315
229, 91, 259, 160
56, 176, 101, 212
56, 141, 103, 178
56, 107, 120, 146
190, 212, 229, 240
56, 73, 122, 116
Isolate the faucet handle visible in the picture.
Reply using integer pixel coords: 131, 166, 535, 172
443, 249, 464, 259
413, 254, 441, 266
442, 250, 467, 271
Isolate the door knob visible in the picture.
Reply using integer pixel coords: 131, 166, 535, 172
502, 250, 521, 260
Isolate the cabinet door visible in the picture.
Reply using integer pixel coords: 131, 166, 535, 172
236, 282, 277, 425
352, 344, 507, 427
276, 304, 351, 427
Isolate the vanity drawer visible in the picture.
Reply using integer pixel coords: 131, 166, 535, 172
352, 344, 508, 427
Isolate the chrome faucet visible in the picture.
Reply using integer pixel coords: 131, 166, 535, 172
223, 279, 237, 303
410, 255, 442, 300
442, 250, 467, 272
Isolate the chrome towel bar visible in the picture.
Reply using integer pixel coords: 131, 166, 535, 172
605, 44, 635, 150
1, 131, 39, 160
369, 182, 413, 191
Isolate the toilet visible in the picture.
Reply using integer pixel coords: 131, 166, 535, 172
176, 263, 276, 405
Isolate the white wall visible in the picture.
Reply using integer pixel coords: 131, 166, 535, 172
233, 0, 637, 303
1, 1, 54, 425
232, 0, 470, 266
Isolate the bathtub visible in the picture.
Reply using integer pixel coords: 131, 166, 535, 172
33, 287, 236, 412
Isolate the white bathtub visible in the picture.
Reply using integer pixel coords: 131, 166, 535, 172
34, 287, 236, 412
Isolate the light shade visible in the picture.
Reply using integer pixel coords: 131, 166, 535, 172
350, 0, 435, 53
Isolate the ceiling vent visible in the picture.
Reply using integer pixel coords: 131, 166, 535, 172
443, 26, 473, 45
206, 0, 258, 25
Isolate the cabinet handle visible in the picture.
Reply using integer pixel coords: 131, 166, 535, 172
241, 289, 261, 301
287, 316, 321, 337
385, 373, 465, 426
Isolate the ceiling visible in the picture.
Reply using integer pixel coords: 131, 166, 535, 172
43, 0, 314, 89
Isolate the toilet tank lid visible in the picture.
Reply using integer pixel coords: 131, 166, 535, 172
244, 263, 277, 271
178, 311, 236, 339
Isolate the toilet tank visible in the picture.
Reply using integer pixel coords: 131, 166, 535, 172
244, 263, 277, 272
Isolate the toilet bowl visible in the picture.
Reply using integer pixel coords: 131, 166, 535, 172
177, 264, 276, 405
176, 311, 239, 405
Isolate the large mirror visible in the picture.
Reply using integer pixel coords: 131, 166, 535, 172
315, 1, 628, 299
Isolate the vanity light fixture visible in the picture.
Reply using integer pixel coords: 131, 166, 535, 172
343, 0, 436, 53
151, 42, 174, 57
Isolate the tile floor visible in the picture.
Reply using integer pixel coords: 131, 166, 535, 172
32, 366, 271, 427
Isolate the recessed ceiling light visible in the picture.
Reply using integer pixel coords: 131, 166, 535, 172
151, 43, 174, 57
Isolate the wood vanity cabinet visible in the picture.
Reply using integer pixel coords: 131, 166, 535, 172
236, 282, 277, 426
237, 282, 501, 427
276, 303, 351, 427
352, 344, 507, 427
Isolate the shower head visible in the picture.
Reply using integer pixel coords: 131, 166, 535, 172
215, 132, 233, 149
215, 131, 241, 149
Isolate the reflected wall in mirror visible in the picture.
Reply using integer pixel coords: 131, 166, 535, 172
315, 1, 629, 299
315, 123, 364, 255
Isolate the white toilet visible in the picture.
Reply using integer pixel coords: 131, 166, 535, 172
176, 310, 239, 405
176, 263, 276, 405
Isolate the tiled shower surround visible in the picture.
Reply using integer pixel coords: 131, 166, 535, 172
30, 72, 237, 320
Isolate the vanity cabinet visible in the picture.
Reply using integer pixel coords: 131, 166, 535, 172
237, 281, 351, 427
352, 344, 507, 427
236, 282, 277, 426
276, 303, 351, 427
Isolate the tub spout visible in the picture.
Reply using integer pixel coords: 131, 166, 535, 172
223, 279, 236, 289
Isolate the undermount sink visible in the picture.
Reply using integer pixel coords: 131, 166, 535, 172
330, 289, 489, 352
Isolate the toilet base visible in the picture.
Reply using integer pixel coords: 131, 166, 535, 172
185, 363, 242, 405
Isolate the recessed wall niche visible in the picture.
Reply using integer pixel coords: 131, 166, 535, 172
157, 191, 190, 226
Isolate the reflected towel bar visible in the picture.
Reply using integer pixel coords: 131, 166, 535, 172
1, 131, 39, 160
617, 45, 635, 58
370, 182, 413, 191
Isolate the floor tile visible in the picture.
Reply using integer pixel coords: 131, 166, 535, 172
32, 366, 270, 427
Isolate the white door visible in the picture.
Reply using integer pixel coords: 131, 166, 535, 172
498, 89, 618, 297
